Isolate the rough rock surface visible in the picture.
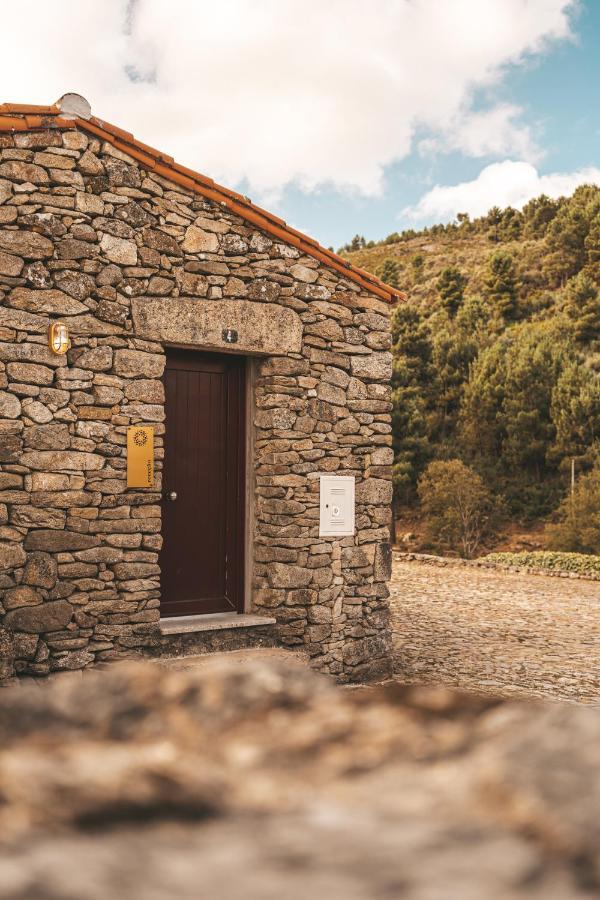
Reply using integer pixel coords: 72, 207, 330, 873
0, 658, 598, 899
0, 126, 393, 680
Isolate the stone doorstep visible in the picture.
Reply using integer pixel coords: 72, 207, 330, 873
159, 613, 276, 635
159, 647, 309, 672
154, 612, 280, 661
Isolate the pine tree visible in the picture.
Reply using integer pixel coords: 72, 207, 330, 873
428, 319, 478, 445
564, 272, 600, 347
411, 254, 424, 282
484, 251, 520, 320
436, 266, 467, 317
522, 194, 559, 237
584, 212, 600, 277
485, 206, 502, 242
550, 359, 600, 465
544, 206, 589, 286
348, 234, 366, 252
376, 258, 400, 289
460, 321, 575, 513
390, 305, 432, 503
498, 207, 523, 241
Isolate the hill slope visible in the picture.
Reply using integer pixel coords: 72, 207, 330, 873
342, 187, 600, 530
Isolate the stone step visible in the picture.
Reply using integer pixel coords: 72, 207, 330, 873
159, 647, 309, 672
149, 613, 279, 660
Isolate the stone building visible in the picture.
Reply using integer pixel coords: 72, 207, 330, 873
0, 94, 402, 681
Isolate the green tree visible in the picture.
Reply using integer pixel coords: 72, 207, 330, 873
459, 321, 574, 514
550, 359, 600, 466
411, 253, 424, 280
376, 258, 401, 289
428, 317, 479, 445
390, 305, 432, 505
584, 212, 600, 277
522, 194, 559, 238
456, 212, 471, 228
547, 463, 600, 554
436, 266, 467, 317
418, 459, 498, 558
564, 272, 600, 347
484, 251, 520, 320
455, 295, 500, 343
544, 194, 592, 286
498, 207, 523, 241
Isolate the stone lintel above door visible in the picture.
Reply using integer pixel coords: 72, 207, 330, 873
131, 298, 303, 355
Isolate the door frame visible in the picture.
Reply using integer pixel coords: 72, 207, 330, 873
160, 346, 247, 618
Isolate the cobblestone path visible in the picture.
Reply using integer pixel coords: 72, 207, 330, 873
390, 557, 600, 704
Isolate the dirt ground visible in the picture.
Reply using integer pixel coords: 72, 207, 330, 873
394, 513, 548, 556
390, 556, 600, 705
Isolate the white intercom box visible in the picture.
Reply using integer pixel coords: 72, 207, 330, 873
319, 475, 355, 537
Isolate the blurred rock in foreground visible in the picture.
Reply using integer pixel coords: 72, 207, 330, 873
0, 658, 598, 899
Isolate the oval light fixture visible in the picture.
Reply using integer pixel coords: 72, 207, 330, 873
47, 322, 70, 355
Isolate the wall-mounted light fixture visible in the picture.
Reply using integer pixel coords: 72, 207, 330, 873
47, 322, 70, 355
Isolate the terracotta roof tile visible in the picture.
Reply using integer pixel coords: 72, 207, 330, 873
0, 103, 405, 304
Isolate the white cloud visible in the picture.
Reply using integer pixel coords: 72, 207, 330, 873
405, 160, 600, 222
0, 0, 575, 198
419, 105, 541, 163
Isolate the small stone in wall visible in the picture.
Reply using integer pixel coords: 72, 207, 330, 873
350, 352, 393, 381
0, 250, 24, 277
181, 226, 219, 254
0, 391, 21, 418
0, 230, 53, 259
7, 288, 88, 316
4, 599, 73, 634
99, 234, 138, 266
290, 264, 319, 284
21, 401, 54, 425
143, 228, 183, 257
75, 191, 105, 215
113, 349, 165, 379
0, 542, 26, 572
175, 271, 208, 296
0, 161, 48, 184
22, 552, 58, 589
4, 585, 42, 610
56, 239, 99, 260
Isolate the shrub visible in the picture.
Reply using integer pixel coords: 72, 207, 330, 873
376, 258, 401, 289
546, 465, 600, 553
417, 459, 498, 558
485, 551, 600, 577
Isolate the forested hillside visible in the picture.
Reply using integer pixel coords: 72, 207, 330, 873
342, 186, 600, 537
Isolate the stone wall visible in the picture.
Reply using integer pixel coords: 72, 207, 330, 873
0, 125, 393, 680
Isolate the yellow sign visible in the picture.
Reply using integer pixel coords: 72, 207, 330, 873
127, 426, 154, 488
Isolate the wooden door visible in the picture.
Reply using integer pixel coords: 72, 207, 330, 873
160, 349, 246, 617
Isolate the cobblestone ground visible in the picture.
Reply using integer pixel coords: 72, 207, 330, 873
390, 557, 600, 704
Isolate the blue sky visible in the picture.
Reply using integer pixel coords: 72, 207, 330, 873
1, 1, 596, 250
278, 1, 600, 249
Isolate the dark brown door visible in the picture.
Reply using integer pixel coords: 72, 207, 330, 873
160, 349, 246, 617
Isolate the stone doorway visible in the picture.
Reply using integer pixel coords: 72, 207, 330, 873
159, 349, 246, 617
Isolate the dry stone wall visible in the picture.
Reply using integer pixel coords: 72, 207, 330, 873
0, 126, 393, 680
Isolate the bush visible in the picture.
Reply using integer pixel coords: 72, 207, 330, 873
485, 551, 600, 577
417, 459, 499, 558
546, 465, 600, 553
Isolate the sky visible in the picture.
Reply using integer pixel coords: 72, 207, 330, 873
0, 0, 598, 249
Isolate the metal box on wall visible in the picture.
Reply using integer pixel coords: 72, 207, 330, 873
319, 475, 355, 537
